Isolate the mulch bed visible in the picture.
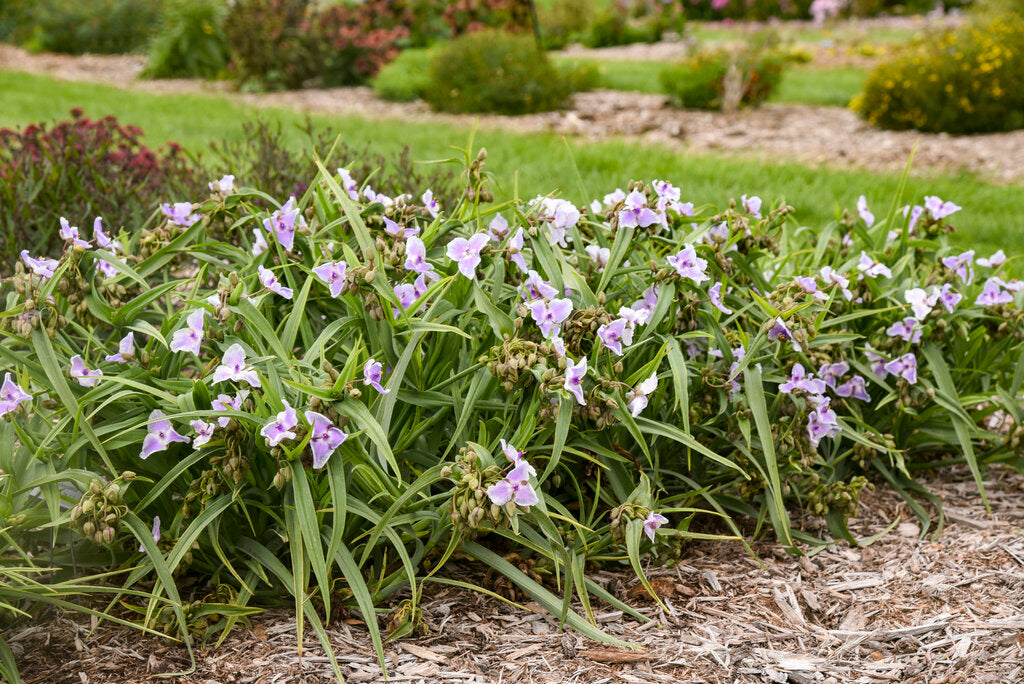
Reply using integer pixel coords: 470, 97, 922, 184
8, 466, 1024, 683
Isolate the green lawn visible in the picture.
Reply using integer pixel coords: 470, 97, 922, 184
2, 70, 1022, 259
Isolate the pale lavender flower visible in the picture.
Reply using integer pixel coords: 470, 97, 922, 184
499, 439, 537, 477
0, 373, 31, 417
667, 244, 709, 285
601, 189, 626, 209
904, 287, 938, 319
170, 310, 205, 356
999, 278, 1024, 293
394, 282, 419, 314
564, 356, 587, 405
92, 217, 113, 248
907, 204, 925, 232
521, 270, 558, 301
404, 236, 436, 278
941, 250, 975, 285
312, 260, 348, 298
977, 250, 1006, 268
141, 409, 189, 459
212, 390, 249, 428
263, 197, 303, 252
864, 346, 888, 378
618, 190, 659, 229
627, 371, 658, 417
58, 217, 92, 248
938, 283, 962, 312
487, 461, 539, 507
975, 278, 1015, 307
69, 355, 102, 387
795, 275, 828, 301
212, 344, 261, 387
779, 363, 827, 395
842, 232, 853, 247
161, 202, 200, 228
596, 318, 634, 356
818, 361, 849, 389
924, 195, 961, 220
363, 358, 390, 394
258, 265, 293, 299
618, 304, 651, 327
252, 229, 268, 256
260, 400, 297, 446
446, 233, 489, 279
508, 227, 528, 272
883, 353, 918, 384
886, 317, 922, 344
422, 190, 440, 218
807, 397, 841, 448
140, 516, 161, 551
857, 252, 891, 279
383, 216, 418, 239
209, 175, 235, 196
191, 419, 215, 448
835, 375, 871, 401
20, 250, 59, 279
488, 214, 509, 241
703, 281, 731, 314
767, 317, 800, 352
337, 168, 359, 200
819, 267, 852, 300
643, 511, 669, 542
305, 410, 348, 469
529, 298, 573, 339
857, 195, 875, 227
105, 332, 135, 364
741, 194, 762, 219
585, 244, 610, 271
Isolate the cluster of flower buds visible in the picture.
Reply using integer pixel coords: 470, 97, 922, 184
210, 417, 254, 486
183, 467, 224, 518
442, 446, 504, 536
804, 474, 872, 517
608, 501, 647, 544
386, 599, 429, 640
70, 474, 134, 546
463, 147, 494, 204
481, 335, 543, 392
852, 433, 897, 470
559, 306, 612, 355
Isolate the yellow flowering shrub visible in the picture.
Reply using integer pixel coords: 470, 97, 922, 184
852, 12, 1024, 134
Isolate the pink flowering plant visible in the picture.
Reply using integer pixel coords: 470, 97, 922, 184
2, 143, 1023, 676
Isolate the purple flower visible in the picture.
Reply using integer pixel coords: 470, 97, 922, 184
528, 298, 573, 339
404, 236, 437, 278
59, 217, 92, 248
795, 275, 828, 301
938, 283, 962, 312
857, 195, 874, 227
975, 278, 1015, 307
20, 250, 59, 279
263, 197, 303, 252
487, 461, 539, 508
886, 317, 922, 344
835, 375, 871, 401
69, 355, 102, 387
488, 213, 509, 242
864, 346, 888, 378
337, 168, 359, 200
258, 265, 293, 299
941, 250, 975, 285
260, 400, 297, 446
883, 353, 918, 384
92, 217, 113, 248
618, 304, 650, 327
0, 373, 32, 417
422, 190, 440, 219
191, 419, 215, 448
140, 515, 161, 551
531, 197, 579, 247
643, 511, 669, 542
564, 356, 587, 405
596, 318, 633, 356
998, 277, 1024, 293
924, 195, 961, 220
627, 371, 658, 417
209, 175, 235, 196
520, 270, 558, 301
741, 194, 762, 219
550, 335, 567, 358
383, 216, 418, 239
857, 252, 891, 279
252, 229, 268, 256
212, 390, 249, 428
708, 281, 732, 314
977, 250, 1006, 268
161, 202, 200, 228
508, 227, 528, 272
499, 438, 536, 475
170, 310, 205, 356
667, 244, 709, 285
779, 363, 827, 395
363, 358, 390, 395
618, 190, 659, 229
807, 397, 841, 448
907, 205, 924, 232
105, 332, 136, 364
818, 361, 849, 389
767, 317, 800, 352
585, 244, 610, 271
904, 287, 938, 319
312, 260, 348, 298
305, 410, 348, 469
632, 285, 660, 315
212, 344, 261, 387
141, 409, 189, 459
446, 233, 490, 279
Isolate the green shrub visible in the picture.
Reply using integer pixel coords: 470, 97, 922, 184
661, 48, 785, 110
579, 0, 684, 48
538, 0, 595, 49
144, 0, 231, 79
372, 48, 435, 102
424, 31, 573, 114
852, 12, 1024, 134
5, 0, 162, 54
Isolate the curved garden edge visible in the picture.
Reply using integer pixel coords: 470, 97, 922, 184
2, 44, 1023, 186
10, 466, 1024, 683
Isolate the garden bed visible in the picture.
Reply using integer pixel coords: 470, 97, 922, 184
10, 466, 1024, 683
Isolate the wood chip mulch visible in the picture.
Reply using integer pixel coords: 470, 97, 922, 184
7, 465, 1024, 683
